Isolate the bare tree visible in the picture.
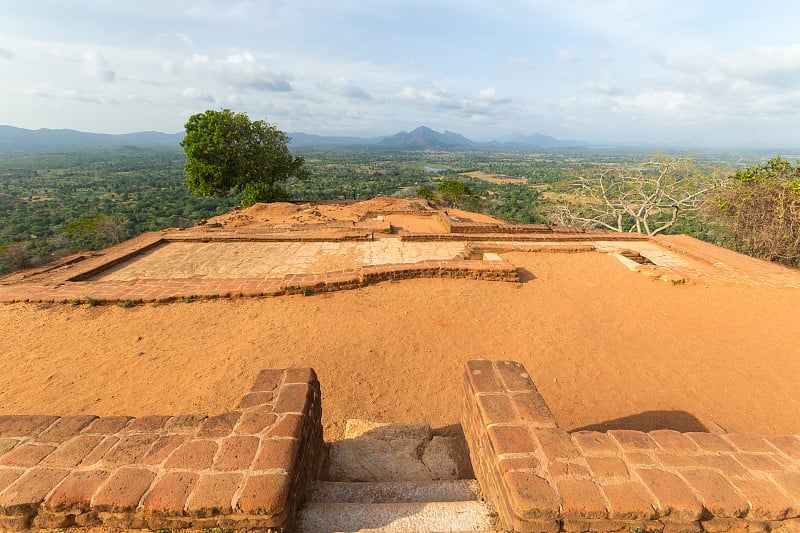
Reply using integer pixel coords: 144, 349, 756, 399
546, 156, 714, 236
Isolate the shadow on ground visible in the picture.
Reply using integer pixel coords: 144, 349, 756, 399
570, 410, 708, 433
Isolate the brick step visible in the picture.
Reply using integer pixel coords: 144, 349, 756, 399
308, 480, 482, 503
296, 500, 497, 532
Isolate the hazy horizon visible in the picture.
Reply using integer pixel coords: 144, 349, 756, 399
1, 1, 800, 149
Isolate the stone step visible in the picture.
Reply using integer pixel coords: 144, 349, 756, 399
309, 480, 482, 504
296, 500, 497, 532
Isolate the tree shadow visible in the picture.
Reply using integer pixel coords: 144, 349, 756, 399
570, 410, 709, 433
516, 267, 537, 283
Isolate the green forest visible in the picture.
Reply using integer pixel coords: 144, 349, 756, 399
0, 145, 797, 274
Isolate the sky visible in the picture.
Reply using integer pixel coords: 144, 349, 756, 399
1, 1, 799, 148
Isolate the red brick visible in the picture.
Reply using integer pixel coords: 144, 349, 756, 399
236, 412, 278, 435
0, 439, 17, 456
498, 454, 540, 474
37, 415, 97, 443
685, 432, 735, 453
0, 469, 24, 494
79, 436, 118, 466
765, 435, 800, 460
608, 430, 656, 451
648, 430, 699, 453
476, 393, 518, 424
624, 452, 657, 466
83, 416, 132, 434
266, 414, 303, 438
239, 392, 276, 409
197, 411, 241, 438
250, 369, 284, 392
0, 443, 55, 467
214, 436, 260, 471
494, 360, 536, 391
598, 480, 657, 520
237, 474, 290, 515
534, 428, 582, 461
656, 453, 700, 469
635, 468, 703, 520
465, 360, 504, 393
732, 452, 786, 472
722, 434, 774, 453
125, 415, 171, 432
0, 415, 58, 437
164, 440, 218, 470
586, 456, 630, 479
679, 468, 749, 517
511, 392, 558, 428
102, 434, 159, 465
546, 462, 590, 482
185, 473, 243, 517
555, 478, 608, 518
771, 471, 800, 507
488, 424, 536, 455
695, 454, 749, 476
141, 435, 188, 466
274, 383, 312, 414
92, 467, 156, 512
503, 471, 560, 519
283, 367, 317, 384
142, 471, 199, 513
40, 435, 104, 467
253, 438, 300, 471
729, 476, 793, 520
45, 470, 110, 511
164, 414, 207, 434
571, 431, 620, 456
0, 468, 69, 514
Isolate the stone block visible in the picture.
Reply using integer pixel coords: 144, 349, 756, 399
555, 478, 608, 518
250, 369, 284, 392
0, 468, 24, 494
344, 420, 431, 440
253, 437, 300, 472
197, 411, 241, 438
729, 476, 794, 520
185, 473, 243, 517
475, 393, 519, 425
571, 431, 620, 456
733, 452, 786, 472
326, 437, 432, 482
79, 436, 119, 466
213, 435, 260, 471
125, 415, 171, 432
722, 434, 774, 453
422, 435, 472, 480
83, 416, 132, 434
283, 367, 317, 384
766, 435, 800, 460
141, 471, 199, 513
45, 470, 110, 511
237, 412, 278, 435
237, 474, 290, 515
534, 428, 582, 461
649, 429, 699, 452
0, 415, 58, 438
608, 430, 657, 451
141, 434, 188, 466
585, 456, 630, 479
92, 467, 156, 512
164, 439, 218, 470
41, 435, 104, 468
498, 454, 540, 474
238, 392, 275, 409
163, 414, 207, 434
102, 434, 159, 465
680, 468, 749, 518
685, 432, 735, 453
635, 467, 703, 520
547, 460, 591, 478
36, 415, 97, 444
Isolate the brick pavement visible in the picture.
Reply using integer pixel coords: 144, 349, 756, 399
0, 368, 323, 531
462, 360, 800, 533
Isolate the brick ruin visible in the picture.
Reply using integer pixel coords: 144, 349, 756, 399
0, 361, 798, 532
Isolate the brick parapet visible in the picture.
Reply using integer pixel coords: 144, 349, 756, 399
0, 368, 323, 532
461, 359, 800, 532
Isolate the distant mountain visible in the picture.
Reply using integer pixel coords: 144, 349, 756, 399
494, 132, 584, 148
379, 126, 477, 150
287, 131, 381, 148
0, 126, 183, 154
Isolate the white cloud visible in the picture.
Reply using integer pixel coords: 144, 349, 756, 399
177, 52, 293, 92
0, 46, 14, 60
177, 33, 194, 47
397, 86, 459, 108
82, 51, 115, 82
181, 87, 215, 103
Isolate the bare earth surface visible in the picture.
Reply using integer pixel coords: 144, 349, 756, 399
2, 251, 799, 441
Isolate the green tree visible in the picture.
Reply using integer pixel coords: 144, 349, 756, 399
707, 157, 800, 266
181, 109, 310, 206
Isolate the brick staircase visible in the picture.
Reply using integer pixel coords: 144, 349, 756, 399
296, 421, 497, 532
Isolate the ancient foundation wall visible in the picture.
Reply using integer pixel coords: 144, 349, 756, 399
462, 359, 800, 533
0, 368, 323, 532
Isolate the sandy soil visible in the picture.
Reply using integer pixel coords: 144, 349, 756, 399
2, 252, 799, 440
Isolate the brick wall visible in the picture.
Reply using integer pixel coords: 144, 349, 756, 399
0, 368, 323, 532
462, 360, 800, 532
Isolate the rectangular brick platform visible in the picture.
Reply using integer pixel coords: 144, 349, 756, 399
462, 360, 800, 532
0, 368, 323, 531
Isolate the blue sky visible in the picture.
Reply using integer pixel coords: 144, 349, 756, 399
1, 1, 799, 148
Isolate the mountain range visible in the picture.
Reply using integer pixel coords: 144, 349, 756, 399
0, 125, 583, 154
